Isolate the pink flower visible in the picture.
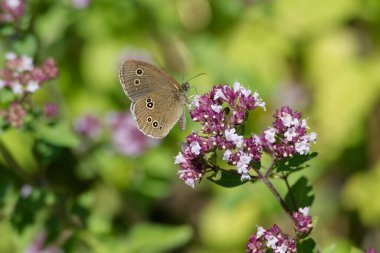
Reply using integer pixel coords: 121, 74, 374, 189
71, 0, 91, 9
74, 115, 102, 139
24, 232, 62, 253
44, 103, 59, 118
176, 83, 264, 187
246, 224, 296, 253
6, 102, 26, 128
261, 106, 317, 159
0, 0, 26, 23
106, 111, 159, 156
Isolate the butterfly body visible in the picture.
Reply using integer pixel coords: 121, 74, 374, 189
119, 60, 189, 138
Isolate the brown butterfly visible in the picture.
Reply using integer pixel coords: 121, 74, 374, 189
119, 60, 190, 138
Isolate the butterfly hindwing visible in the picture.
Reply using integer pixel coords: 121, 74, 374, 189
131, 92, 184, 138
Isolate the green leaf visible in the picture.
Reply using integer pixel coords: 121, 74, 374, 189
276, 152, 318, 173
285, 176, 314, 211
0, 88, 15, 104
34, 122, 80, 148
297, 238, 317, 253
207, 170, 248, 188
0, 89, 15, 104
12, 34, 38, 56
125, 223, 193, 253
208, 151, 217, 165
10, 189, 48, 233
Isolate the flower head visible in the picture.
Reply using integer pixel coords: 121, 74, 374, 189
0, 53, 58, 96
261, 106, 317, 159
176, 83, 265, 187
0, 0, 26, 23
74, 115, 102, 139
293, 207, 313, 235
106, 111, 159, 156
246, 224, 297, 253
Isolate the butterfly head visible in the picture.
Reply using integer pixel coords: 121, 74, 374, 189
181, 81, 191, 92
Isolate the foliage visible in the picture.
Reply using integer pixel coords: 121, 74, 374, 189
0, 0, 379, 252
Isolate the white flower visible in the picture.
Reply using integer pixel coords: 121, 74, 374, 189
174, 152, 186, 164
191, 95, 200, 108
275, 244, 288, 253
6, 0, 20, 9
233, 81, 241, 92
17, 55, 33, 72
236, 162, 248, 174
178, 170, 195, 188
253, 91, 266, 111
0, 79, 5, 88
190, 141, 201, 155
211, 104, 222, 113
224, 128, 244, 148
284, 127, 297, 141
241, 87, 251, 97
301, 119, 309, 129
281, 114, 298, 127
213, 88, 227, 100
264, 128, 276, 143
295, 141, 310, 155
240, 152, 251, 164
302, 132, 317, 143
5, 52, 16, 60
185, 178, 195, 188
299, 207, 310, 216
11, 81, 23, 94
256, 226, 265, 238
266, 235, 278, 249
240, 173, 251, 181
234, 135, 244, 148
26, 80, 39, 93
237, 152, 251, 175
223, 149, 232, 161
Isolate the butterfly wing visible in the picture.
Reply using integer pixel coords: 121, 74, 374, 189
131, 93, 184, 138
119, 60, 180, 102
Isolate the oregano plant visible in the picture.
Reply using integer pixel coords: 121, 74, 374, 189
174, 82, 319, 252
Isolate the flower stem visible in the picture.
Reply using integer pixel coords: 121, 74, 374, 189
254, 167, 295, 223
0, 139, 34, 184
283, 175, 297, 211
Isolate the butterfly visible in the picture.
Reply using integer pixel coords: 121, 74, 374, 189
119, 60, 190, 138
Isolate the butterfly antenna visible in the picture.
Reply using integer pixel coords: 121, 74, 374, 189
186, 72, 207, 83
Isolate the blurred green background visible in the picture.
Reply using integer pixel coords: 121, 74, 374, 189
1, 0, 380, 252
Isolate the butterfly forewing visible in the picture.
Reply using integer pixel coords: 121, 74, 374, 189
119, 60, 180, 102
131, 93, 184, 138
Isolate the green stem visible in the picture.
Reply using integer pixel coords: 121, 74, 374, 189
254, 167, 296, 223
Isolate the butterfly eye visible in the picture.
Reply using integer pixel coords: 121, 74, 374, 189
146, 102, 154, 109
136, 68, 143, 76
152, 121, 158, 128
134, 79, 140, 85
147, 117, 152, 123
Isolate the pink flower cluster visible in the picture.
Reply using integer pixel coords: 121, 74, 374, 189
0, 52, 58, 96
261, 106, 317, 159
1, 102, 26, 127
293, 207, 313, 235
246, 224, 297, 253
106, 111, 159, 156
0, 53, 58, 128
0, 0, 26, 23
175, 82, 266, 187
74, 112, 159, 156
